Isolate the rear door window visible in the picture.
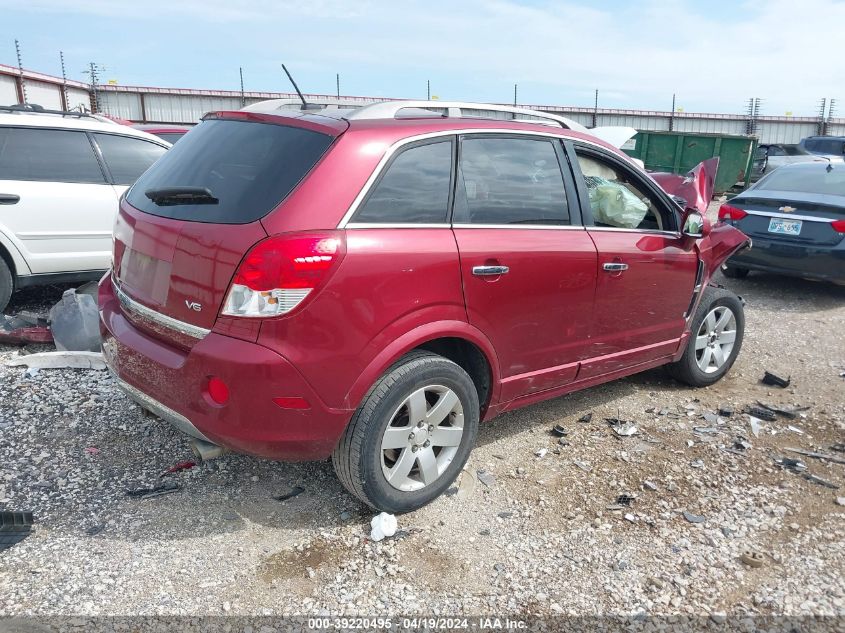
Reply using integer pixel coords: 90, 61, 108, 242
0, 127, 105, 183
94, 133, 168, 185
125, 119, 334, 224
453, 136, 569, 225
352, 140, 453, 224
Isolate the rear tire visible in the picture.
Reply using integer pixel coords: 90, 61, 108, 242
332, 351, 479, 513
721, 264, 749, 279
665, 286, 744, 387
0, 257, 12, 313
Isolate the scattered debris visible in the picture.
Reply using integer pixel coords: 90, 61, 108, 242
607, 418, 638, 437
756, 402, 810, 420
126, 481, 181, 500
369, 512, 397, 542
85, 524, 105, 536
0, 313, 53, 345
49, 288, 101, 352
0, 511, 34, 552
624, 513, 636, 523
497, 511, 513, 519
161, 460, 197, 476
551, 424, 568, 437
5, 351, 106, 370
573, 460, 592, 472
616, 494, 636, 506
830, 444, 845, 453
578, 412, 593, 424
718, 405, 734, 417
690, 460, 704, 469
457, 471, 476, 499
775, 457, 808, 471
733, 437, 752, 451
786, 425, 805, 435
476, 470, 496, 487
275, 486, 306, 502
802, 473, 839, 490
749, 416, 762, 438
84, 446, 99, 455
836, 497, 845, 507
702, 412, 720, 424
534, 448, 548, 458
745, 406, 776, 422
740, 550, 765, 568
642, 480, 658, 491
683, 511, 705, 524
761, 371, 790, 388
693, 426, 720, 435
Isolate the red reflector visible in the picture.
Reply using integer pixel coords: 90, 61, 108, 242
273, 396, 311, 410
832, 219, 845, 234
207, 377, 230, 405
718, 204, 747, 221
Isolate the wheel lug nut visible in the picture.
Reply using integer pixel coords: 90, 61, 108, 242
428, 425, 434, 432
424, 440, 430, 447
412, 445, 418, 452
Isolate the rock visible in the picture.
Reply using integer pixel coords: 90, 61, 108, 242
710, 612, 727, 624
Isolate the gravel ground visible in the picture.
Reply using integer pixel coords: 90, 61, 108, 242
1, 264, 844, 625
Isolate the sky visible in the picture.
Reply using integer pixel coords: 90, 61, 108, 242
2, 0, 843, 117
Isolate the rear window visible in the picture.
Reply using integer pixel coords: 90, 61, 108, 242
125, 119, 333, 224
757, 165, 845, 196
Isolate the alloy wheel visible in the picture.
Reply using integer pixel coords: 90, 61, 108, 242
695, 306, 737, 374
380, 385, 464, 492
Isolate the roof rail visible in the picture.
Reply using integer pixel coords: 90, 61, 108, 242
344, 100, 589, 133
0, 103, 96, 119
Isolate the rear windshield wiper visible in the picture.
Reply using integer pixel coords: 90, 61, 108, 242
144, 187, 219, 206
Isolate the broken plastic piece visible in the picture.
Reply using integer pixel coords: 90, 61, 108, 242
802, 473, 839, 489
275, 485, 305, 502
0, 511, 34, 552
127, 481, 181, 500
477, 470, 496, 487
534, 448, 548, 458
370, 512, 397, 542
578, 412, 593, 424
683, 510, 705, 524
49, 288, 101, 352
761, 371, 790, 388
5, 351, 106, 370
718, 406, 734, 417
745, 406, 776, 422
606, 418, 638, 437
775, 457, 807, 471
617, 494, 636, 506
0, 314, 53, 345
748, 416, 762, 438
784, 447, 845, 465
552, 424, 568, 437
161, 460, 196, 476
740, 550, 765, 568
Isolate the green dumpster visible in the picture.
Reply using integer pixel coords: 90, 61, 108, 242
622, 131, 757, 193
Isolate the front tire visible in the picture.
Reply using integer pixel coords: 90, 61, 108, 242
665, 286, 744, 387
332, 351, 479, 513
0, 257, 12, 313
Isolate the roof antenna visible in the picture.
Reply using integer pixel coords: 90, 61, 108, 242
282, 64, 315, 111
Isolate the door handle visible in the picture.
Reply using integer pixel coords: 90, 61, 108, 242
603, 262, 629, 272
0, 194, 20, 205
472, 265, 509, 276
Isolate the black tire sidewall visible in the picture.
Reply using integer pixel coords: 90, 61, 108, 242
683, 290, 745, 386
359, 359, 479, 514
0, 258, 12, 313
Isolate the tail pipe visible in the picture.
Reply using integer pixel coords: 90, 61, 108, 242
190, 437, 227, 462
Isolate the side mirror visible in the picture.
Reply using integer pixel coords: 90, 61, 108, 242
682, 211, 708, 238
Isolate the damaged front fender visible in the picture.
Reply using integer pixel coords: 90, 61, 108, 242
697, 221, 750, 283
651, 157, 720, 216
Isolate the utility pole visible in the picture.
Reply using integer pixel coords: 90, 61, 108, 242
427, 80, 430, 101
817, 98, 827, 136
746, 97, 761, 136
59, 51, 69, 110
513, 83, 517, 107
83, 62, 106, 113
336, 73, 340, 99
669, 93, 676, 131
239, 67, 245, 107
14, 39, 27, 104
592, 89, 599, 128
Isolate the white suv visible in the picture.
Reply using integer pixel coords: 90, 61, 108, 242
0, 105, 170, 311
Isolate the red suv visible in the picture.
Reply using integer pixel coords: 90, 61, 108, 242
99, 101, 749, 512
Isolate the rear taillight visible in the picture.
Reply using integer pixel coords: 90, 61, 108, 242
718, 204, 748, 221
222, 231, 346, 318
832, 219, 845, 233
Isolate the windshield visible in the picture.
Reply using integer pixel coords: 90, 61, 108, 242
125, 119, 333, 224
756, 165, 845, 196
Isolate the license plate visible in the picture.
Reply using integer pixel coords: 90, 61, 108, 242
768, 217, 802, 236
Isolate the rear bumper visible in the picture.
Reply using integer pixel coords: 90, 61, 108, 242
727, 236, 845, 283
99, 276, 353, 461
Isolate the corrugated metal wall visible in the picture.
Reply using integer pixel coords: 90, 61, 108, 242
2, 66, 843, 145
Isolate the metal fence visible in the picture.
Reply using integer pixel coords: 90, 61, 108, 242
2, 63, 842, 145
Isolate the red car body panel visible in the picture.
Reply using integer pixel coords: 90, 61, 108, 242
99, 110, 748, 462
